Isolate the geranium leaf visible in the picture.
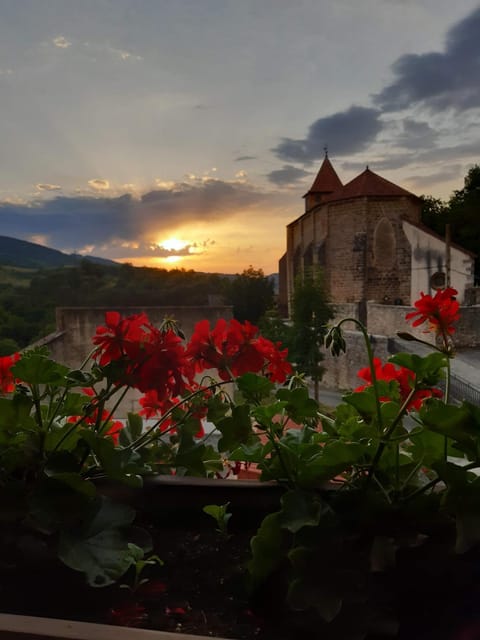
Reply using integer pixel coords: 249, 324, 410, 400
58, 497, 141, 587
216, 404, 253, 452
248, 512, 285, 591
279, 490, 323, 533
237, 373, 274, 402
12, 354, 69, 385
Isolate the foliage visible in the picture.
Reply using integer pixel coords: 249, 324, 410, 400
203, 502, 232, 538
241, 287, 480, 637
421, 164, 480, 283
289, 269, 333, 400
224, 266, 275, 324
0, 313, 292, 587
0, 262, 230, 349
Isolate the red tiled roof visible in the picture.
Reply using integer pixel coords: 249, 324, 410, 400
303, 156, 343, 197
326, 168, 418, 202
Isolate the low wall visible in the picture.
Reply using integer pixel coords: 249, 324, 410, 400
35, 305, 233, 418
321, 330, 392, 391
49, 306, 232, 368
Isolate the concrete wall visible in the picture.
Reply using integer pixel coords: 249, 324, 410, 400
321, 330, 392, 391
49, 306, 233, 368
403, 220, 474, 304
36, 305, 233, 418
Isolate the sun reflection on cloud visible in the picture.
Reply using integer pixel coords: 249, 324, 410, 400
158, 237, 188, 252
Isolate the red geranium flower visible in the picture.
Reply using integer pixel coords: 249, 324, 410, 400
0, 352, 20, 394
406, 287, 460, 336
186, 318, 292, 383
108, 602, 147, 627
356, 358, 442, 411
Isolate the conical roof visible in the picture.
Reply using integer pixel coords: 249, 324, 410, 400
303, 155, 343, 198
326, 168, 418, 202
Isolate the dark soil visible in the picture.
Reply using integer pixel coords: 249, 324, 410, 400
2, 512, 480, 640
0, 519, 288, 640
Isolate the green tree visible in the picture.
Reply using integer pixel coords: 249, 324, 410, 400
420, 195, 448, 236
226, 266, 274, 324
447, 165, 480, 283
289, 269, 333, 400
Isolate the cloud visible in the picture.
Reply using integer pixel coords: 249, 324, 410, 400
266, 165, 311, 186
273, 106, 383, 163
52, 36, 71, 49
0, 180, 267, 258
404, 165, 463, 191
108, 47, 143, 61
35, 183, 62, 191
0, 68, 13, 76
396, 118, 438, 150
235, 155, 257, 162
374, 7, 480, 112
88, 179, 110, 191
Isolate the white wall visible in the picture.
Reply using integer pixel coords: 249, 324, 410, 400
403, 221, 474, 304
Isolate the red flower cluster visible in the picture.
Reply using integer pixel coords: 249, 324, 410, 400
68, 388, 124, 444
92, 311, 191, 400
185, 318, 292, 383
138, 385, 206, 438
406, 287, 460, 336
0, 353, 20, 394
356, 358, 442, 411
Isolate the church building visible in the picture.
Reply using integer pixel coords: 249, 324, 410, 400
279, 155, 475, 315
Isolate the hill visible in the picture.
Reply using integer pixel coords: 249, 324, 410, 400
0, 236, 118, 269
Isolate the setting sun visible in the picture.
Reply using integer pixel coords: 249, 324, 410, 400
159, 237, 188, 252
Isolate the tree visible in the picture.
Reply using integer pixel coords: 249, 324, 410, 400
226, 266, 274, 324
420, 195, 448, 236
448, 165, 480, 283
289, 269, 334, 400
421, 166, 480, 284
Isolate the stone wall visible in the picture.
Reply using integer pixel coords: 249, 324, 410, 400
36, 305, 233, 417
48, 306, 233, 368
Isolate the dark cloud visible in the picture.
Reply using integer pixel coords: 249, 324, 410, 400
396, 118, 438, 150
273, 106, 383, 163
404, 165, 463, 191
234, 155, 257, 162
0, 180, 265, 257
266, 165, 311, 186
374, 7, 480, 111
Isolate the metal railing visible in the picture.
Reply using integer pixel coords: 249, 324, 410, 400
389, 338, 480, 407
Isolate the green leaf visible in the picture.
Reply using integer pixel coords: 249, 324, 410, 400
297, 440, 364, 487
216, 404, 253, 452
80, 429, 143, 486
248, 512, 285, 591
119, 412, 143, 446
12, 354, 69, 385
0, 395, 35, 433
420, 400, 479, 445
44, 471, 96, 498
56, 392, 90, 418
58, 497, 142, 586
279, 490, 323, 533
276, 387, 320, 423
389, 351, 447, 386
237, 373, 274, 402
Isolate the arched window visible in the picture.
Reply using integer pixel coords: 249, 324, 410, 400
374, 217, 396, 268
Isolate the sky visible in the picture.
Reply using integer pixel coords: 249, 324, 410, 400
0, 0, 479, 274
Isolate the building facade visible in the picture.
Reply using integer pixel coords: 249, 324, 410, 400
281, 155, 475, 314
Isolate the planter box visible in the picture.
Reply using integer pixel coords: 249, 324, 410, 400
0, 613, 229, 640
0, 476, 282, 640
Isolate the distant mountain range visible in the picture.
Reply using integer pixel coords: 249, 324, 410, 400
0, 236, 118, 269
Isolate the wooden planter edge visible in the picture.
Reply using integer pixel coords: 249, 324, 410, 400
0, 613, 229, 640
